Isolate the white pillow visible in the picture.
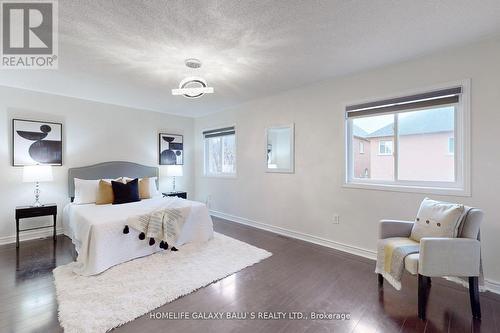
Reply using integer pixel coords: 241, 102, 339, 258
148, 177, 162, 197
73, 178, 99, 204
102, 177, 124, 184
410, 198, 464, 241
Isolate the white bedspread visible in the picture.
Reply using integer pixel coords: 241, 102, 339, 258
63, 197, 213, 276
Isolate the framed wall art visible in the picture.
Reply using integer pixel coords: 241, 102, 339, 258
159, 133, 183, 165
12, 119, 63, 166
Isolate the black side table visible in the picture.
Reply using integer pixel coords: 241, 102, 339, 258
163, 191, 187, 199
15, 204, 57, 248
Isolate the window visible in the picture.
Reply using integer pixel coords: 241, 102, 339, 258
359, 141, 364, 154
345, 84, 470, 195
378, 140, 393, 155
448, 137, 455, 154
203, 126, 236, 177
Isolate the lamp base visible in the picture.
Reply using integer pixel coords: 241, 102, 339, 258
32, 181, 43, 207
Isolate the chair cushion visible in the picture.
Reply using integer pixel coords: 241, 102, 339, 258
404, 253, 420, 275
410, 198, 464, 241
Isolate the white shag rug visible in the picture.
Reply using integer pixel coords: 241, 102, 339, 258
53, 232, 272, 333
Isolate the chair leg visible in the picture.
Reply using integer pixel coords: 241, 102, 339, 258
469, 276, 481, 319
418, 274, 428, 320
378, 273, 383, 286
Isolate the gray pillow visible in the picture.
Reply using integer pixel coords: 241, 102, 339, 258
410, 198, 464, 242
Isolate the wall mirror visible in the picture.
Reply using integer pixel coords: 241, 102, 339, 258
266, 123, 294, 173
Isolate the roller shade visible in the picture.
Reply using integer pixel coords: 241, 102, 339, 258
203, 126, 235, 138
346, 86, 462, 118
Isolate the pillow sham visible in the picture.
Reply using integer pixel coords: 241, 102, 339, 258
148, 177, 162, 197
112, 178, 141, 205
74, 178, 124, 205
73, 178, 99, 204
123, 177, 151, 199
96, 179, 116, 205
123, 176, 161, 198
138, 178, 151, 199
149, 177, 163, 198
410, 198, 465, 242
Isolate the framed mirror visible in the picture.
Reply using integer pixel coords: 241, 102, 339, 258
266, 123, 294, 173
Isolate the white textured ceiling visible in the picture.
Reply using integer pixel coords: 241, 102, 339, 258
2, 0, 500, 117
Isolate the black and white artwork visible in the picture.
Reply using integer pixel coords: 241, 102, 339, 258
159, 133, 183, 165
13, 119, 62, 166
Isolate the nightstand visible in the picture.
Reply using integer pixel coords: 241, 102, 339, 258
15, 204, 57, 248
163, 191, 187, 199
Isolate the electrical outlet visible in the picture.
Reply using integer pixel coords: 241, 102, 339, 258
332, 214, 340, 224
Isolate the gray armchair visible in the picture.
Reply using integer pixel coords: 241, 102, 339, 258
377, 207, 483, 320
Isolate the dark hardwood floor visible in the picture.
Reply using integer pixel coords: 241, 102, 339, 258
1, 217, 500, 333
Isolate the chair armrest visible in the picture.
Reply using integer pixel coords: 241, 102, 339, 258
378, 220, 414, 239
419, 238, 481, 277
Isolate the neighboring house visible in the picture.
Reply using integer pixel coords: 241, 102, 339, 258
352, 126, 371, 178
353, 108, 454, 181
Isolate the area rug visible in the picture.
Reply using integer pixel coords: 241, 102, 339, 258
53, 232, 272, 333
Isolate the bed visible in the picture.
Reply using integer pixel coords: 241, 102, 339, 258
62, 161, 214, 276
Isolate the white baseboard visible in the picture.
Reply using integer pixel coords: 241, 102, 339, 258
0, 228, 64, 246
210, 209, 376, 260
210, 209, 500, 295
484, 279, 500, 295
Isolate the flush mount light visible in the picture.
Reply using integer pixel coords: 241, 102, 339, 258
172, 77, 214, 99
172, 58, 215, 99
185, 58, 202, 69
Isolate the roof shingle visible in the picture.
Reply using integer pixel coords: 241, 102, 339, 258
356, 107, 454, 138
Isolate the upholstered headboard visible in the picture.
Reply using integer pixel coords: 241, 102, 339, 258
68, 161, 159, 199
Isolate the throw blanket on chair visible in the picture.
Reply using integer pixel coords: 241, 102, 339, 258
124, 205, 191, 250
375, 237, 420, 290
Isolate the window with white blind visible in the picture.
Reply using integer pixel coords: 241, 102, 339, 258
345, 82, 470, 195
203, 126, 236, 177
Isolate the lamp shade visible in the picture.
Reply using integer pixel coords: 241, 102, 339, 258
23, 165, 53, 183
166, 165, 183, 177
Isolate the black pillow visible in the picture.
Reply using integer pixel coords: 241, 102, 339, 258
111, 178, 141, 205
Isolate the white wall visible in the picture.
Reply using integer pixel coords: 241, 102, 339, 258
0, 86, 194, 243
194, 37, 500, 287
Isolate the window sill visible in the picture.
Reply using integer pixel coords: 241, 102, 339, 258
343, 181, 470, 197
202, 174, 237, 179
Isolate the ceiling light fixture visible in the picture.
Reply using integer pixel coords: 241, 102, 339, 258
172, 77, 214, 99
185, 58, 202, 69
172, 58, 215, 99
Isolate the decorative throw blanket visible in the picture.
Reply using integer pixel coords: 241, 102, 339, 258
123, 205, 191, 250
375, 237, 420, 290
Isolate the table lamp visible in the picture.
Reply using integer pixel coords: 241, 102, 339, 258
23, 165, 53, 207
166, 165, 183, 192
